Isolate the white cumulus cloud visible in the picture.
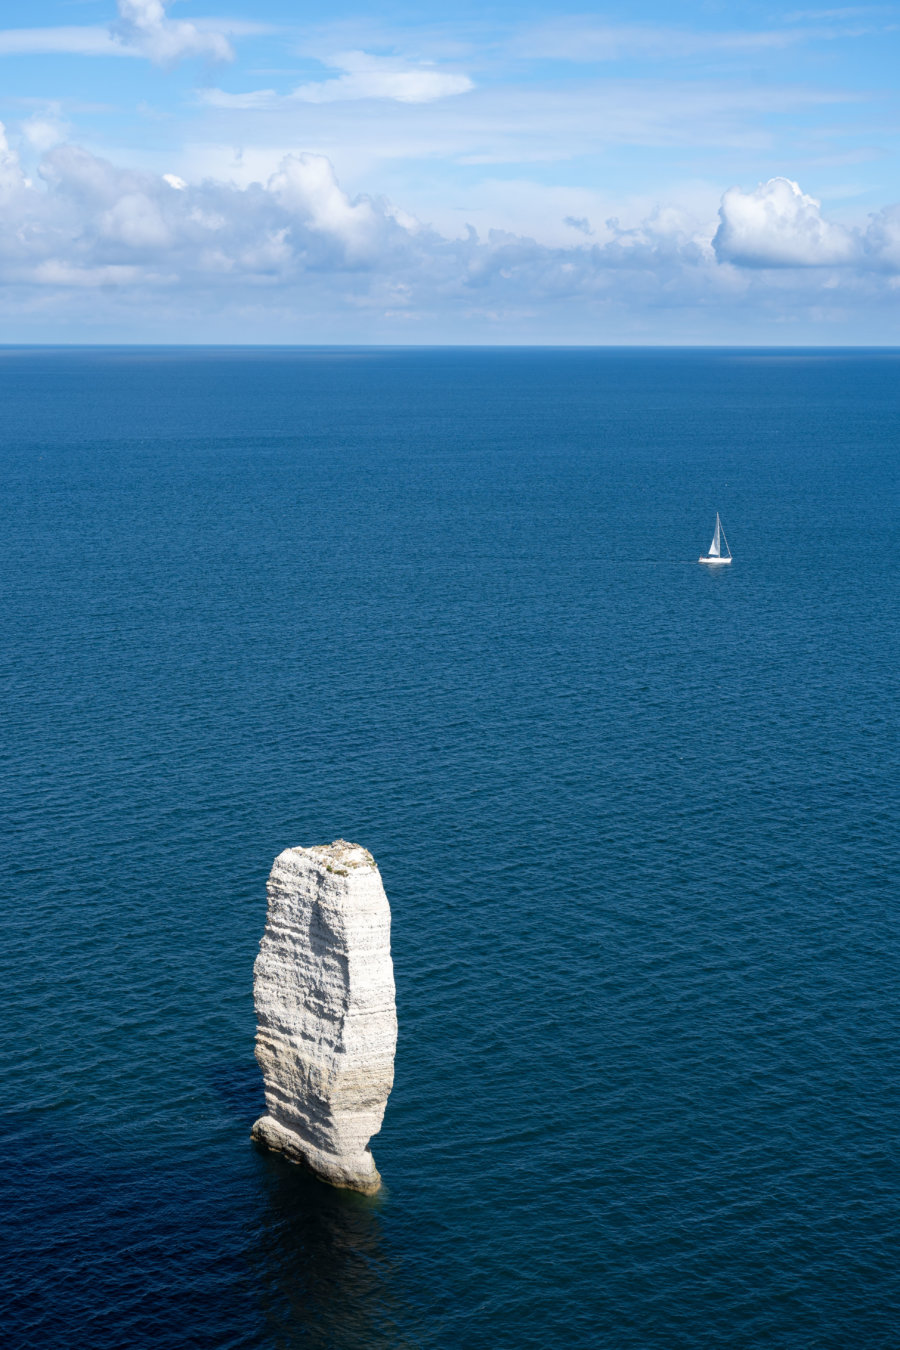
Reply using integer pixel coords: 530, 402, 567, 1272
713, 176, 857, 266
268, 153, 383, 259
0, 132, 898, 340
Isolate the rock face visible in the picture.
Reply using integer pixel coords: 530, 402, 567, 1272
251, 840, 397, 1194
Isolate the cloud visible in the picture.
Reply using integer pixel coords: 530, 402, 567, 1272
292, 51, 473, 103
863, 205, 900, 270
2, 134, 404, 280
0, 130, 897, 341
194, 78, 856, 185
509, 17, 879, 62
713, 177, 858, 266
200, 88, 278, 111
0, 2, 234, 64
0, 125, 25, 195
20, 111, 70, 153
101, 190, 172, 249
203, 50, 473, 109
268, 153, 383, 258
0, 27, 129, 58
112, 0, 233, 65
33, 260, 150, 288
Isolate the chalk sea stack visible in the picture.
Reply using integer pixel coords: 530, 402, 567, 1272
251, 840, 397, 1194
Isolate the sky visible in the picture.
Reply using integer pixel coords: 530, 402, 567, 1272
0, 0, 899, 342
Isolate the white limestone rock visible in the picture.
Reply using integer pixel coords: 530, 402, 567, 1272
251, 840, 397, 1194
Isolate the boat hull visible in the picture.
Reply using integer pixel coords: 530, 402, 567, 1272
698, 556, 732, 565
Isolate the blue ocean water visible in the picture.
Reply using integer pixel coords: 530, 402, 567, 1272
1, 347, 898, 1349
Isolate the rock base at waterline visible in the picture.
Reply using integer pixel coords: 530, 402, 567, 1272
251, 1113, 382, 1193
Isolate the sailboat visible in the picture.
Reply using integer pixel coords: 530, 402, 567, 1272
699, 512, 732, 565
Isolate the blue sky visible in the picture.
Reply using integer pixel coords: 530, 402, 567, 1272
1, 0, 898, 341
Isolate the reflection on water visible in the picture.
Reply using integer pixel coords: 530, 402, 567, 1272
250, 1150, 418, 1350
208, 1061, 418, 1348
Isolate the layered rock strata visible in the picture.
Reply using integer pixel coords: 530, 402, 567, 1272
251, 840, 396, 1194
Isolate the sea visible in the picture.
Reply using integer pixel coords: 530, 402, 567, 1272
1, 347, 898, 1349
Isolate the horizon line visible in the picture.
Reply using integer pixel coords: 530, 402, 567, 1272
1, 342, 899, 352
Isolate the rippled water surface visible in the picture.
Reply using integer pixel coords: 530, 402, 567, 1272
1, 347, 898, 1348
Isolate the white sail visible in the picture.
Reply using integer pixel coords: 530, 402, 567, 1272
708, 517, 721, 557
